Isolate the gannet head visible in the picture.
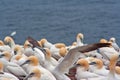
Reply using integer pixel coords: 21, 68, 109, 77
72, 42, 77, 46
14, 45, 22, 55
37, 41, 42, 47
40, 38, 47, 47
24, 40, 33, 49
115, 66, 120, 74
0, 40, 4, 46
0, 51, 11, 61
100, 39, 108, 43
76, 33, 84, 41
76, 59, 89, 71
59, 47, 68, 57
90, 58, 103, 69
45, 48, 51, 59
21, 56, 39, 66
4, 36, 15, 47
55, 43, 66, 49
109, 37, 116, 43
24, 68, 41, 80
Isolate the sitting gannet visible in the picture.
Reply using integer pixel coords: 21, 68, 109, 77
24, 68, 41, 80
0, 61, 19, 80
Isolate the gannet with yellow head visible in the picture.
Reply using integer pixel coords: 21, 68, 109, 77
0, 61, 19, 80
21, 56, 57, 80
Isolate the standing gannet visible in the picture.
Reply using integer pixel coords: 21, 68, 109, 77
76, 33, 84, 47
75, 59, 99, 80
21, 56, 57, 80
52, 43, 111, 80
0, 61, 19, 80
24, 68, 41, 80
109, 37, 120, 52
0, 51, 27, 79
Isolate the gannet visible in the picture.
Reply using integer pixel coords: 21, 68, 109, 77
76, 33, 84, 46
89, 58, 109, 76
40, 38, 67, 60
21, 56, 57, 80
75, 59, 99, 80
0, 61, 19, 80
99, 38, 119, 60
0, 52, 27, 79
4, 36, 16, 49
43, 48, 58, 71
40, 38, 53, 49
23, 40, 35, 56
24, 68, 41, 80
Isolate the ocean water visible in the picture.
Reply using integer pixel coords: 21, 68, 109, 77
0, 0, 120, 46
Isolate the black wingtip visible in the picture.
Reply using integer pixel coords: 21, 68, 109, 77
77, 43, 111, 53
95, 43, 111, 48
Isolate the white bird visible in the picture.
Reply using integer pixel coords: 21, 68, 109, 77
21, 56, 57, 80
40, 38, 67, 60
75, 59, 99, 80
89, 58, 109, 76
43, 48, 58, 71
23, 40, 34, 57
40, 38, 53, 49
24, 67, 41, 80
99, 39, 119, 60
0, 51, 27, 79
76, 33, 84, 47
11, 45, 27, 63
4, 36, 16, 50
0, 61, 19, 80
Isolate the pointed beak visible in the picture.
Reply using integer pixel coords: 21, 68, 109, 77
20, 60, 30, 66
89, 62, 96, 65
73, 64, 81, 68
0, 54, 5, 58
24, 73, 34, 80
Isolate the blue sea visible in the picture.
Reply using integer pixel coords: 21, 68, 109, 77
0, 0, 120, 46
